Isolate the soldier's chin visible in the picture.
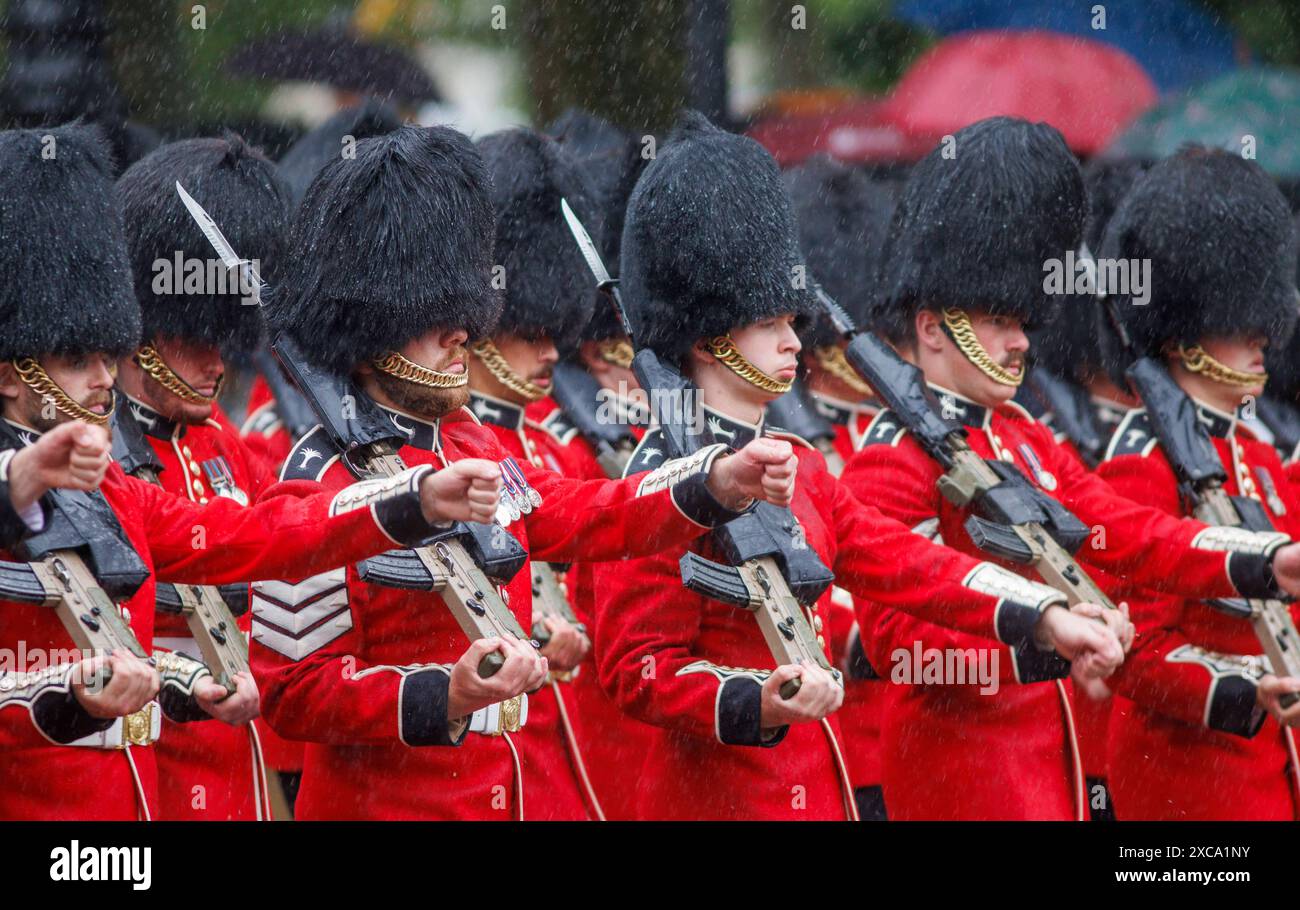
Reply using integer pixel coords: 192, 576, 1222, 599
374, 368, 470, 419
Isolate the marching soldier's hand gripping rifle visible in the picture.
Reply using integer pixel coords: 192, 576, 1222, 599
1126, 356, 1300, 706
0, 421, 208, 696
176, 177, 534, 681
111, 395, 250, 694
562, 199, 839, 698
811, 285, 1121, 614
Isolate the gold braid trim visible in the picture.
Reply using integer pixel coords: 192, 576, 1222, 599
941, 308, 1024, 387
706, 335, 794, 394
470, 340, 546, 401
1178, 345, 1268, 389
373, 350, 468, 389
596, 338, 635, 369
134, 344, 222, 404
813, 345, 874, 397
12, 358, 114, 426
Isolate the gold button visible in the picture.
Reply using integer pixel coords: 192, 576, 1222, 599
189, 461, 202, 474
813, 615, 824, 632
192, 479, 204, 494
816, 635, 826, 649
200, 497, 208, 504
182, 446, 192, 458
1001, 451, 1015, 462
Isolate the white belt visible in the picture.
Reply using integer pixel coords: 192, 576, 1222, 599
467, 694, 528, 736
66, 700, 162, 749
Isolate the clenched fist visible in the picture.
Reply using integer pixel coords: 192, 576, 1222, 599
707, 437, 798, 510
7, 420, 111, 513
1036, 604, 1125, 680
419, 459, 502, 525
196, 671, 261, 726
759, 660, 843, 729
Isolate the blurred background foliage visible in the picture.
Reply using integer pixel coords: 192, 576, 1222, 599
4, 0, 1300, 134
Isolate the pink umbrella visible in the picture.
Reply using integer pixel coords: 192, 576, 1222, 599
880, 30, 1158, 155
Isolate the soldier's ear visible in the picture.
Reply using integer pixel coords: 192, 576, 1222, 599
0, 363, 20, 402
915, 309, 947, 354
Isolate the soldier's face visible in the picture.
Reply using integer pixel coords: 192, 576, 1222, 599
1172, 333, 1268, 409
917, 309, 1027, 407
365, 327, 470, 418
123, 336, 224, 425
471, 334, 558, 405
0, 353, 116, 434
707, 314, 801, 405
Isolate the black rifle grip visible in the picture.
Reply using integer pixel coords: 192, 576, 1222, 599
1283, 692, 1299, 709
779, 676, 802, 700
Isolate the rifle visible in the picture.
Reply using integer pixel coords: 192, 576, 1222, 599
176, 177, 532, 680
811, 284, 1119, 612
111, 395, 250, 692
1026, 367, 1106, 468
1126, 357, 1300, 704
765, 380, 845, 476
549, 361, 638, 480
562, 199, 839, 698
251, 348, 318, 443
272, 337, 532, 678
530, 562, 585, 647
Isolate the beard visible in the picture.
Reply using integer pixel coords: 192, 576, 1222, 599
24, 389, 113, 436
373, 364, 470, 419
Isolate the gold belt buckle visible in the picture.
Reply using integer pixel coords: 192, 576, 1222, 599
122, 703, 154, 748
497, 695, 523, 734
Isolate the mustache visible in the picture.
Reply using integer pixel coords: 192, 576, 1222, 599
82, 393, 112, 411
1001, 354, 1026, 370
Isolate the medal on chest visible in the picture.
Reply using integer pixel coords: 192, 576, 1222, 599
495, 456, 542, 527
200, 456, 249, 505
1015, 443, 1058, 492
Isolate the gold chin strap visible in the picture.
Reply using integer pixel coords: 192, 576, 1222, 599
707, 335, 794, 395
134, 344, 222, 404
941, 308, 1024, 388
596, 338, 635, 369
470, 340, 547, 401
1178, 344, 1268, 389
814, 345, 874, 398
12, 358, 114, 426
373, 350, 468, 389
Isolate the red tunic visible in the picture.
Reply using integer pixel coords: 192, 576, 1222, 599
124, 396, 301, 819
1097, 400, 1300, 820
240, 374, 294, 482
0, 423, 444, 820
593, 405, 1071, 820
526, 394, 658, 820
468, 392, 599, 820
806, 392, 888, 799
249, 400, 748, 820
839, 385, 1276, 820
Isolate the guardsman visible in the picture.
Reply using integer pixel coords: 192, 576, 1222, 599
1096, 147, 1300, 820
781, 153, 895, 820
839, 117, 1300, 820
114, 133, 299, 819
0, 122, 509, 820
250, 123, 800, 820
592, 112, 1127, 821
468, 126, 604, 819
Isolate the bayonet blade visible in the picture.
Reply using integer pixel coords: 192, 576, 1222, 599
561, 198, 613, 287
175, 180, 263, 301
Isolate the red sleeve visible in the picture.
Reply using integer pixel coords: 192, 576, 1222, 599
247, 466, 464, 748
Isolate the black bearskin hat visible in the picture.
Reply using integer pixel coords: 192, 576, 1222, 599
783, 154, 896, 349
277, 99, 403, 206
620, 110, 816, 366
1031, 157, 1148, 385
477, 128, 602, 355
0, 122, 140, 361
548, 109, 650, 344
872, 117, 1085, 344
117, 133, 290, 354
268, 124, 499, 375
1100, 146, 1298, 361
